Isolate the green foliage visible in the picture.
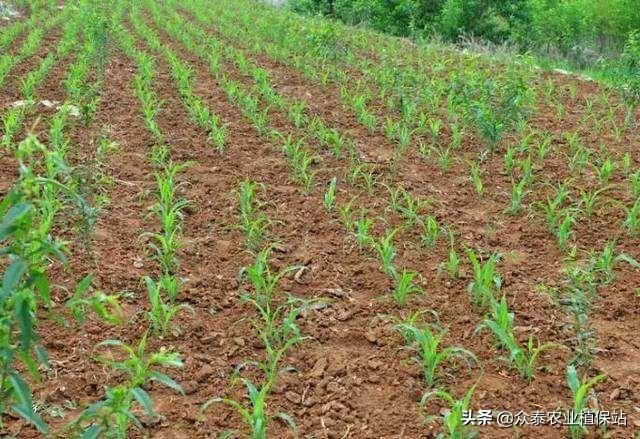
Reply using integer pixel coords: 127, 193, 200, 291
202, 248, 313, 438
397, 321, 476, 388
72, 334, 184, 438
566, 365, 606, 439
289, 0, 639, 81
421, 384, 478, 439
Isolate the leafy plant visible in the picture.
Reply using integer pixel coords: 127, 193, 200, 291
237, 180, 270, 251
566, 365, 606, 439
371, 228, 399, 277
422, 384, 477, 439
420, 215, 440, 248
469, 161, 484, 197
396, 322, 476, 389
352, 211, 374, 251
466, 250, 501, 308
479, 296, 562, 380
203, 248, 313, 438
323, 177, 338, 212
391, 268, 422, 306
66, 274, 124, 327
72, 334, 184, 438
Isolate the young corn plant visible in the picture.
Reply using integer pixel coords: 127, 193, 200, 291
370, 228, 399, 277
144, 276, 192, 337
420, 215, 440, 249
323, 177, 337, 212
352, 211, 374, 251
503, 146, 517, 175
349, 162, 377, 195
508, 178, 528, 215
480, 297, 560, 381
146, 163, 190, 274
281, 135, 316, 194
566, 365, 606, 439
338, 199, 355, 231
396, 323, 476, 389
595, 158, 615, 184
630, 170, 640, 199
556, 211, 576, 251
537, 133, 552, 161
466, 250, 501, 308
564, 265, 598, 367
442, 232, 460, 279
398, 190, 427, 228
577, 186, 611, 218
203, 248, 313, 438
589, 241, 640, 285
623, 198, 640, 237
469, 161, 484, 197
0, 191, 64, 435
66, 274, 124, 327
72, 334, 184, 438
432, 146, 454, 174
421, 384, 477, 439
391, 268, 422, 306
237, 180, 270, 251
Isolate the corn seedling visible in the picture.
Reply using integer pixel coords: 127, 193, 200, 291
420, 215, 440, 248
595, 158, 615, 184
556, 211, 576, 250
481, 297, 560, 380
323, 176, 337, 212
66, 274, 124, 327
629, 170, 640, 199
421, 384, 477, 439
396, 323, 476, 388
72, 334, 184, 437
352, 211, 374, 251
623, 198, 640, 237
391, 268, 422, 306
204, 248, 313, 438
508, 178, 528, 215
590, 241, 640, 285
566, 365, 606, 439
577, 186, 611, 218
442, 232, 460, 279
350, 162, 377, 195
469, 161, 484, 197
238, 180, 270, 251
144, 276, 192, 336
338, 199, 355, 231
371, 228, 399, 277
432, 146, 453, 174
503, 146, 517, 175
537, 133, 552, 161
466, 250, 501, 308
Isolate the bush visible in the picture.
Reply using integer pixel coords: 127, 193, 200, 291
620, 30, 640, 106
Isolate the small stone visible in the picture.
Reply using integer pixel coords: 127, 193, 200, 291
309, 357, 327, 378
182, 380, 199, 395
302, 396, 316, 407
365, 331, 377, 344
284, 391, 300, 404
368, 359, 383, 370
609, 388, 621, 401
326, 381, 343, 394
196, 365, 215, 383
233, 337, 245, 347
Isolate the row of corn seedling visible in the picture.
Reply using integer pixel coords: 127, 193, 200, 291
61, 8, 187, 437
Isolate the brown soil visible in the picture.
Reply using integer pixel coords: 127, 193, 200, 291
1, 4, 639, 439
